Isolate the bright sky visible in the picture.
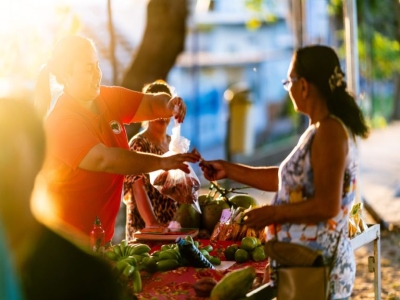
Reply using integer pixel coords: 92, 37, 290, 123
0, 0, 74, 97
0, 0, 148, 97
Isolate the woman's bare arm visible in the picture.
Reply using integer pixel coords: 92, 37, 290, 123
79, 143, 199, 175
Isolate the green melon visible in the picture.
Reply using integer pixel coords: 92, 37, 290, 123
201, 198, 230, 233
228, 194, 258, 209
172, 203, 201, 228
198, 194, 211, 207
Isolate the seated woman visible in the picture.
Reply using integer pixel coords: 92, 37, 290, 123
124, 80, 180, 240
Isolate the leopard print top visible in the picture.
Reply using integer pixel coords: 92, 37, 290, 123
123, 134, 179, 241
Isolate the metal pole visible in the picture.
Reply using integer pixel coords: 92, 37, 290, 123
343, 0, 360, 99
373, 228, 382, 300
291, 0, 304, 48
301, 0, 307, 45
344, 1, 370, 211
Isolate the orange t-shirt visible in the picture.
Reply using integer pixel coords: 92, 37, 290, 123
42, 86, 143, 242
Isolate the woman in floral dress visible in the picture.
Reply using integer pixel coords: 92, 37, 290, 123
199, 45, 370, 299
124, 80, 179, 241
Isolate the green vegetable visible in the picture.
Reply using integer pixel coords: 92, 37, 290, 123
210, 266, 256, 299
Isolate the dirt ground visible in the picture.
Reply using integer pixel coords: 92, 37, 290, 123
352, 210, 400, 300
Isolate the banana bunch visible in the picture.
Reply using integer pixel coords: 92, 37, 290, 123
105, 240, 151, 261
104, 240, 151, 293
104, 236, 222, 295
151, 242, 182, 272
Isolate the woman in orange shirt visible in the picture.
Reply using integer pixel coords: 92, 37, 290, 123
34, 35, 199, 246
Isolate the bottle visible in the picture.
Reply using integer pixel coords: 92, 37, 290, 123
175, 237, 215, 269
90, 216, 105, 253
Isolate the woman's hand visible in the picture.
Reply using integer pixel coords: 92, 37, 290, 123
161, 152, 200, 173
167, 96, 186, 123
199, 160, 227, 181
132, 176, 160, 228
243, 205, 274, 230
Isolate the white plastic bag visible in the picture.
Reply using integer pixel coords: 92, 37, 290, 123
150, 121, 201, 213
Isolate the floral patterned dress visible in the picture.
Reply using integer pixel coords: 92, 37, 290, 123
123, 134, 179, 241
270, 116, 357, 299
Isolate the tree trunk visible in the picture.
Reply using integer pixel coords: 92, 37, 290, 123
121, 0, 188, 139
391, 0, 400, 120
107, 0, 118, 85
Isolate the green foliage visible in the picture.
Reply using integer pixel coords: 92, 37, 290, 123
327, 0, 343, 16
244, 0, 279, 31
327, 0, 400, 121
245, 0, 264, 11
362, 94, 394, 128
328, 0, 400, 81
358, 32, 400, 80
370, 114, 387, 129
372, 95, 394, 121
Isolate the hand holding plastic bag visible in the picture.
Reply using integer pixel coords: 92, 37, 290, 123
150, 120, 201, 213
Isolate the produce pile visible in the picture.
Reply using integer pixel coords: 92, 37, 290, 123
104, 234, 268, 298
192, 235, 268, 299
224, 236, 266, 263
193, 266, 257, 299
193, 181, 266, 242
191, 236, 268, 298
104, 241, 151, 293
103, 182, 271, 298
348, 202, 369, 238
103, 236, 220, 294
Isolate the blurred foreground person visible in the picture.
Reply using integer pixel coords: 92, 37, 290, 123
124, 80, 181, 240
33, 35, 199, 246
0, 99, 128, 300
200, 45, 369, 300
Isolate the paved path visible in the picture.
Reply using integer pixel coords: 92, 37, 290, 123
358, 121, 400, 228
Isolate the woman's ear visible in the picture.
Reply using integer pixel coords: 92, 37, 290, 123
60, 63, 74, 87
300, 77, 309, 99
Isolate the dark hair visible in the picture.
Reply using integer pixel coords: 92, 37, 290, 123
142, 79, 172, 96
294, 45, 369, 138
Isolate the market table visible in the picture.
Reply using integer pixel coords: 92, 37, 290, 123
133, 239, 266, 300
350, 224, 381, 300
130, 225, 382, 300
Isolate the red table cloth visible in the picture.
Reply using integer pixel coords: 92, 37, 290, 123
133, 239, 266, 300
